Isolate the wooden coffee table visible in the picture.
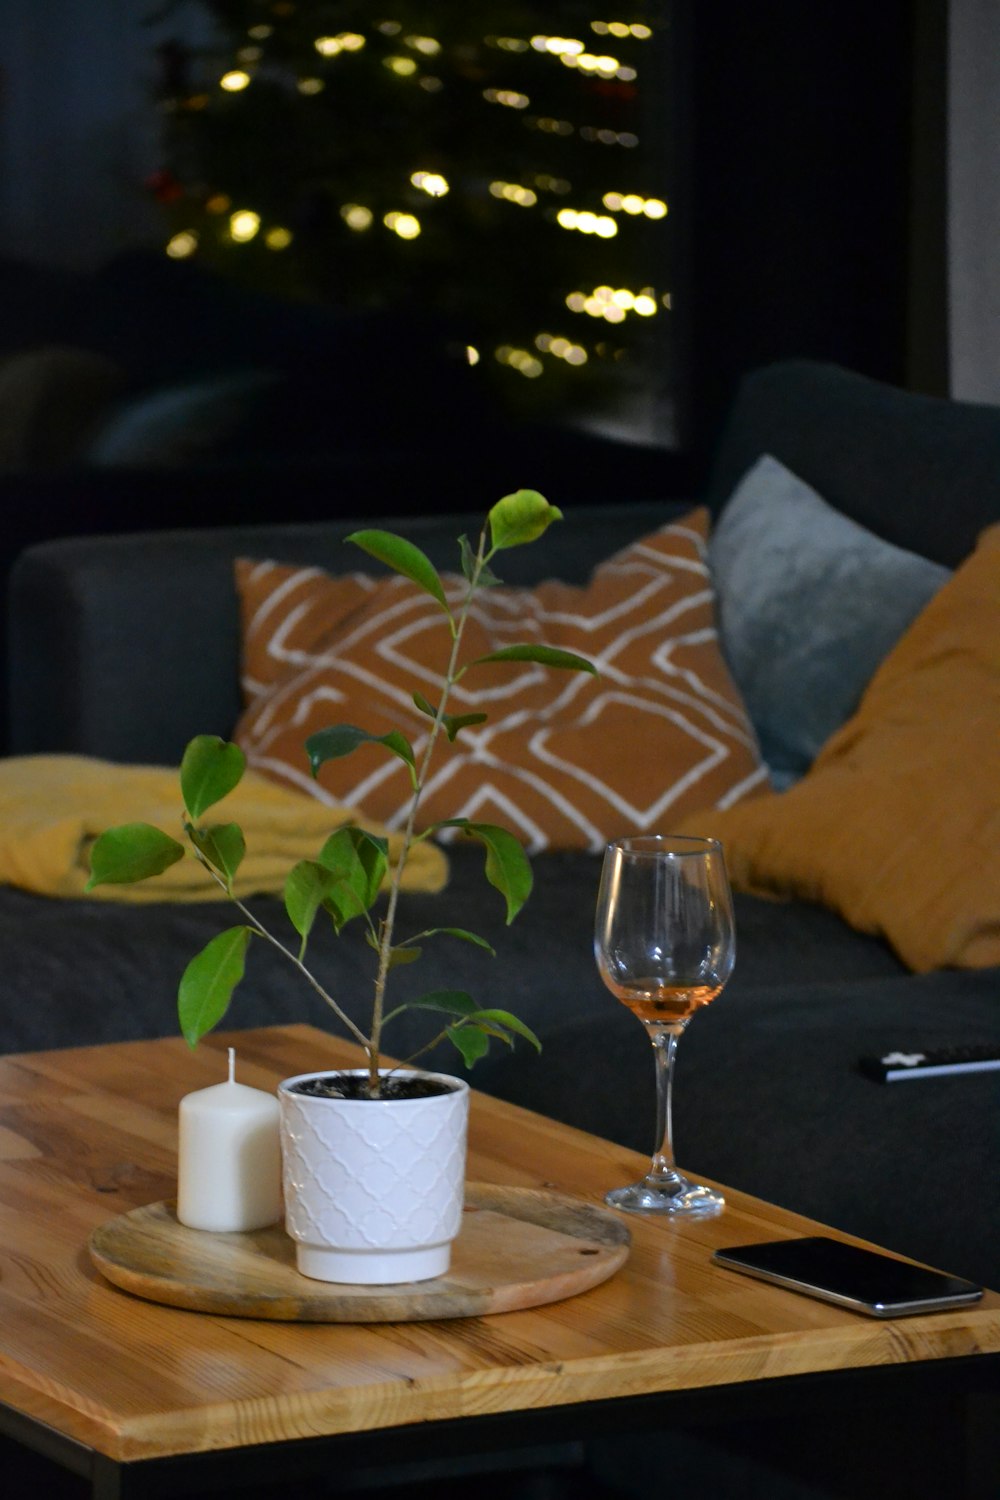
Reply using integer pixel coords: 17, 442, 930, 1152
1, 1025, 998, 1499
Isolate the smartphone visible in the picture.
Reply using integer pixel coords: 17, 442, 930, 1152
712, 1236, 983, 1318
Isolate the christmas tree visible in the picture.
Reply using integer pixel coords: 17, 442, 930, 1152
148, 2, 674, 425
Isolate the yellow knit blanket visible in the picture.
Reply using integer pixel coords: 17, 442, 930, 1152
0, 756, 448, 902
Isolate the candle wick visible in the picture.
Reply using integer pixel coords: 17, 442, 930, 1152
228, 1046, 236, 1084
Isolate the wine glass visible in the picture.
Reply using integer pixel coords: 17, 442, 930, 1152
595, 834, 736, 1215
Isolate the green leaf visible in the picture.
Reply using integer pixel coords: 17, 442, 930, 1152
387, 944, 423, 969
177, 926, 252, 1047
407, 989, 480, 1018
420, 926, 496, 956
398, 991, 539, 1069
437, 821, 533, 924
306, 725, 416, 786
488, 490, 563, 552
346, 529, 450, 612
412, 690, 437, 721
411, 690, 488, 742
446, 1024, 491, 1068
444, 711, 490, 742
467, 1008, 542, 1052
180, 736, 246, 820
471, 644, 597, 675
86, 823, 185, 890
284, 860, 341, 940
318, 826, 388, 917
459, 534, 500, 587
188, 822, 246, 887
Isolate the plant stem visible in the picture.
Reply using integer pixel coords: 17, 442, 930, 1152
365, 529, 491, 1094
191, 851, 369, 1049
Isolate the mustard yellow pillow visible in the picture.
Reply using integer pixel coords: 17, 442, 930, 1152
680, 524, 1000, 971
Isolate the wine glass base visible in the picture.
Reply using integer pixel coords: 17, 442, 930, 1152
605, 1178, 724, 1217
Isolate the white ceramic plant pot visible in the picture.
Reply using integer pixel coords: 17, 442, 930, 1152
277, 1069, 470, 1285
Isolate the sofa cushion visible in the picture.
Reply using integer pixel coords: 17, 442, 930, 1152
682, 523, 1000, 971
233, 509, 769, 852
477, 962, 1000, 1289
710, 454, 950, 785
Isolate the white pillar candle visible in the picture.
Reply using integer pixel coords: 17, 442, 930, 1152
177, 1048, 283, 1232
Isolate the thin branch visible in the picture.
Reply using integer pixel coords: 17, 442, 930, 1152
189, 848, 369, 1050
365, 527, 491, 1091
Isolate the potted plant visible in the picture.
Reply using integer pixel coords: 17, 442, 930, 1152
87, 490, 596, 1284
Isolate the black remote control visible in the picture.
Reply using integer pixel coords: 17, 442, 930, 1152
859, 1045, 1000, 1082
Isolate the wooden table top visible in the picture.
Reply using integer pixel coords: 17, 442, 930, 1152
0, 1023, 997, 1465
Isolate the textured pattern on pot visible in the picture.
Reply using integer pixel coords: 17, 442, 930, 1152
278, 1070, 470, 1285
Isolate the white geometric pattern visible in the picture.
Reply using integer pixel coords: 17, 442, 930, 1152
278, 1071, 469, 1275
235, 510, 769, 851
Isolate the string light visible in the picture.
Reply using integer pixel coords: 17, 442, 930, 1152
535, 334, 588, 365
411, 171, 449, 196
580, 127, 639, 148
530, 116, 574, 136
166, 231, 198, 259
340, 203, 373, 231
559, 52, 622, 77
384, 211, 421, 239
157, 11, 664, 396
565, 285, 660, 321
483, 88, 530, 109
556, 208, 618, 238
534, 174, 572, 194
495, 346, 544, 378
315, 34, 365, 56
602, 192, 668, 218
591, 21, 653, 39
229, 210, 260, 242
531, 36, 584, 55
489, 180, 538, 206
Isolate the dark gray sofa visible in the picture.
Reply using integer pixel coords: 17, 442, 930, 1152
5, 358, 999, 1297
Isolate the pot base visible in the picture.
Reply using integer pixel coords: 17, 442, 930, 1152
295, 1240, 451, 1285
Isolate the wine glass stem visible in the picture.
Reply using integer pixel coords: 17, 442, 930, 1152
647, 1022, 686, 1183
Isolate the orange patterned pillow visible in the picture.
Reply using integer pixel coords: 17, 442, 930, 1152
679, 524, 1000, 971
233, 509, 769, 852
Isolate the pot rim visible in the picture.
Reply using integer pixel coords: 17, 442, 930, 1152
278, 1068, 469, 1102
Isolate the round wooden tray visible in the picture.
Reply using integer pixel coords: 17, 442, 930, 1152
88, 1182, 631, 1322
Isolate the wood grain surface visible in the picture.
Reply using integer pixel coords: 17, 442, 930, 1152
88, 1184, 631, 1321
0, 1024, 998, 1466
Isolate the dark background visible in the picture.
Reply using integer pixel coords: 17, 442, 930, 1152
0, 1, 950, 491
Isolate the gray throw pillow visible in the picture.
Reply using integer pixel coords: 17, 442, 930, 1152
709, 454, 951, 787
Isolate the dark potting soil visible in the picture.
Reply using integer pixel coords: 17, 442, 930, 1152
291, 1074, 457, 1101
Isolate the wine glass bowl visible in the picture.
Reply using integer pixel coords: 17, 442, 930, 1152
595, 834, 735, 1215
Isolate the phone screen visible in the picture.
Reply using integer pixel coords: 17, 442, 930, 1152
712, 1236, 983, 1318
